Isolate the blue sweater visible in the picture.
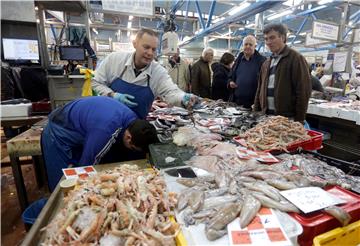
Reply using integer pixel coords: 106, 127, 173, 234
49, 96, 137, 165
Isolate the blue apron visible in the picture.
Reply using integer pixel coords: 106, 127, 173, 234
110, 67, 154, 119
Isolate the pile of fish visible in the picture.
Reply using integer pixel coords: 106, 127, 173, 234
238, 115, 311, 151
175, 153, 355, 241
42, 165, 178, 245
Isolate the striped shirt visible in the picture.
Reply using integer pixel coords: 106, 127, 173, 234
267, 54, 282, 113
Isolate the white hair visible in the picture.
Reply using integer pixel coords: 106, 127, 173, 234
202, 47, 214, 57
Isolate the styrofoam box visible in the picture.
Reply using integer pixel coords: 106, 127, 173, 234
162, 167, 303, 246
1, 103, 32, 117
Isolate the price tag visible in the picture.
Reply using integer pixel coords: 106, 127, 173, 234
280, 187, 345, 213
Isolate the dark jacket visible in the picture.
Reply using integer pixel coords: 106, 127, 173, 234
212, 63, 231, 101
254, 45, 311, 122
228, 50, 266, 107
191, 57, 212, 98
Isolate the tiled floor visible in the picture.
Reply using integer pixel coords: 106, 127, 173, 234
1, 135, 49, 245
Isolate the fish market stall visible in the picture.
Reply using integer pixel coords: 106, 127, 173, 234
306, 99, 360, 161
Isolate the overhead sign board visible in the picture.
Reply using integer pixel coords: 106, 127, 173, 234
101, 0, 154, 17
305, 33, 331, 47
312, 20, 339, 41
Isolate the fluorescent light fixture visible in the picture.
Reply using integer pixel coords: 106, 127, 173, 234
267, 9, 293, 20
349, 21, 353, 26
129, 15, 133, 20
127, 31, 130, 37
127, 22, 132, 28
299, 32, 306, 36
318, 0, 332, 5
288, 34, 296, 38
228, 2, 251, 16
34, 6, 38, 10
176, 10, 182, 15
245, 23, 255, 28
294, 40, 302, 44
92, 28, 98, 35
282, 0, 302, 6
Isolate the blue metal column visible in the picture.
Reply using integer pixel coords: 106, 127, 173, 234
194, 0, 206, 30
206, 0, 217, 28
290, 16, 308, 45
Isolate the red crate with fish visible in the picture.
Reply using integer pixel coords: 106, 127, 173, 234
289, 185, 360, 246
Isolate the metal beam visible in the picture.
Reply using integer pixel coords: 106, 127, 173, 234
291, 16, 308, 45
206, 0, 216, 28
179, 1, 281, 47
194, 0, 205, 30
280, 2, 339, 22
171, 0, 185, 13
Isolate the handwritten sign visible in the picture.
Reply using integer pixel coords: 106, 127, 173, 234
312, 20, 339, 41
228, 208, 291, 246
280, 187, 345, 214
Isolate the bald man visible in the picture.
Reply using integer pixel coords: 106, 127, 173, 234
228, 35, 266, 108
191, 47, 214, 98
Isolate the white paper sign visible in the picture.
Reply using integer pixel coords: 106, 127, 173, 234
333, 52, 348, 72
280, 187, 345, 214
305, 33, 330, 47
312, 21, 339, 41
228, 209, 291, 246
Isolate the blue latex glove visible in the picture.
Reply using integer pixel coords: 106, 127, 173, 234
182, 93, 201, 109
113, 92, 138, 107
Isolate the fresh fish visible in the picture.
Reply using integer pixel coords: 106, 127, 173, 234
206, 203, 242, 231
243, 181, 283, 202
203, 195, 239, 210
188, 190, 205, 212
265, 179, 298, 190
192, 209, 217, 220
324, 206, 351, 226
205, 187, 228, 198
252, 192, 300, 213
239, 195, 261, 229
182, 209, 195, 226
283, 172, 311, 187
215, 171, 231, 188
205, 228, 227, 241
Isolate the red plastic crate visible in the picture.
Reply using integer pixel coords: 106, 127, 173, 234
289, 186, 360, 246
286, 130, 323, 152
233, 130, 323, 152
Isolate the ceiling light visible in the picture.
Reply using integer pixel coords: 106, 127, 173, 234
318, 0, 332, 5
228, 2, 251, 16
127, 22, 132, 28
267, 9, 293, 20
129, 15, 133, 21
92, 28, 98, 35
288, 34, 296, 38
282, 0, 302, 7
294, 40, 302, 44
245, 23, 255, 28
299, 32, 307, 36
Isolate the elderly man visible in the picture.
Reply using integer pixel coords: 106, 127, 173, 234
228, 35, 266, 108
92, 28, 199, 119
191, 47, 214, 98
165, 48, 190, 92
254, 23, 311, 122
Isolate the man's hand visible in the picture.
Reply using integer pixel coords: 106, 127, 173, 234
113, 92, 138, 107
229, 81, 238, 89
182, 93, 201, 109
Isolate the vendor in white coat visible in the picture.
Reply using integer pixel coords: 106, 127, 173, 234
92, 28, 199, 119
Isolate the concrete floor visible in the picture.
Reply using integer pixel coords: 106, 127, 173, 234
1, 136, 49, 245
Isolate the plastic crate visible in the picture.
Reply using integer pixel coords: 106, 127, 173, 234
22, 198, 48, 225
233, 130, 323, 152
313, 220, 360, 246
289, 186, 360, 246
286, 130, 323, 152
